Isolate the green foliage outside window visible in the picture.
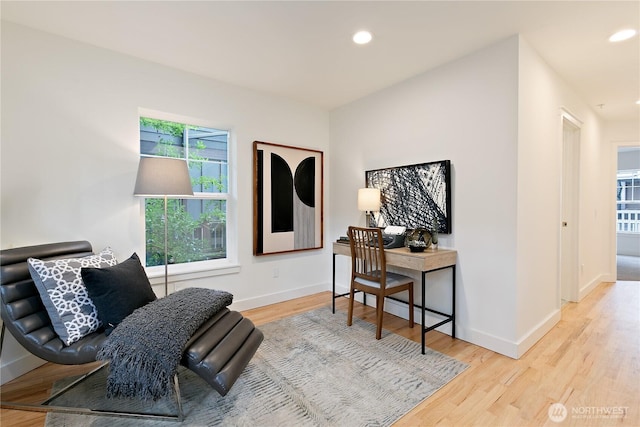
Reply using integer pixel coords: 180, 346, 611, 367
140, 117, 228, 267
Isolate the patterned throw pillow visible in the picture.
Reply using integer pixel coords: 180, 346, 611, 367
27, 248, 117, 346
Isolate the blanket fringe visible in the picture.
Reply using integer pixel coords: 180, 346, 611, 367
97, 288, 233, 400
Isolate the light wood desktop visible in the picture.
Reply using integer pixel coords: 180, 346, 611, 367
332, 241, 457, 354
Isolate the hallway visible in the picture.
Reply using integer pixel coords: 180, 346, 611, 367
617, 255, 640, 281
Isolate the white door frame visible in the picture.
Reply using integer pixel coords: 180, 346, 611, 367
559, 109, 582, 303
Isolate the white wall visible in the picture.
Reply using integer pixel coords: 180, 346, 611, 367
330, 35, 615, 359
618, 234, 640, 256
618, 148, 640, 170
0, 22, 330, 382
331, 36, 521, 356
2, 21, 626, 381
516, 38, 608, 350
606, 120, 640, 143
515, 38, 563, 351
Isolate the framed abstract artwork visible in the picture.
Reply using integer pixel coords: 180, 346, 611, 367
365, 160, 452, 233
253, 141, 324, 255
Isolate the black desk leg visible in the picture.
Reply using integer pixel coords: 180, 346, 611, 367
332, 253, 336, 314
452, 264, 456, 339
421, 271, 426, 355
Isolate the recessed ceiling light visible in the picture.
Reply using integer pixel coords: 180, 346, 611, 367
353, 30, 373, 45
636, 100, 640, 105
609, 29, 637, 42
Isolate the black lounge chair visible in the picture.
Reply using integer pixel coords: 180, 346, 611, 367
0, 241, 263, 421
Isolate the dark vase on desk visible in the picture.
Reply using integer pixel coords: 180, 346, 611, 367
430, 221, 439, 250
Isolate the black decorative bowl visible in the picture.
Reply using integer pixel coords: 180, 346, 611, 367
408, 245, 426, 253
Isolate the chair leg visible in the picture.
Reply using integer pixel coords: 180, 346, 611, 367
347, 284, 355, 326
376, 294, 384, 340
408, 287, 415, 328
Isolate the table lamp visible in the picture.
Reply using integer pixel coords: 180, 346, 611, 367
357, 188, 381, 228
134, 157, 193, 296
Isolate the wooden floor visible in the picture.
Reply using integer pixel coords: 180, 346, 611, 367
1, 280, 638, 426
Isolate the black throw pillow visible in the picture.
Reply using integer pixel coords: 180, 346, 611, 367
81, 253, 157, 335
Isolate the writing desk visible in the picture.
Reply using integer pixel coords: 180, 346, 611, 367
332, 242, 457, 354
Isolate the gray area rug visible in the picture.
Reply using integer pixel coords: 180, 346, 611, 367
46, 307, 468, 426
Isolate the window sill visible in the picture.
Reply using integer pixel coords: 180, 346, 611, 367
146, 261, 241, 286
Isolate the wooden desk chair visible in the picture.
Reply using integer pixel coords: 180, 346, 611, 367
347, 226, 414, 339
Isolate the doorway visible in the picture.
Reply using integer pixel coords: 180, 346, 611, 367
616, 145, 640, 281
560, 113, 581, 302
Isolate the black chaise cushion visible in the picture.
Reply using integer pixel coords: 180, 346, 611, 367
81, 253, 156, 335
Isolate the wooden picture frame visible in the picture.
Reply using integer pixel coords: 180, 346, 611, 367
366, 160, 452, 233
253, 141, 324, 255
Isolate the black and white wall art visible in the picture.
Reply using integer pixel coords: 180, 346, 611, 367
254, 141, 324, 255
366, 160, 452, 233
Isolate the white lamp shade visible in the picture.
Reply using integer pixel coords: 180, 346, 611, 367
357, 188, 381, 211
134, 157, 194, 197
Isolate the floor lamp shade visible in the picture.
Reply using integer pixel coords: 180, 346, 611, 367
134, 157, 194, 197
133, 157, 193, 297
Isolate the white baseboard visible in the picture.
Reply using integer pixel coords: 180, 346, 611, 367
450, 308, 561, 360
389, 299, 520, 359
336, 283, 512, 356
336, 284, 564, 360
338, 284, 522, 357
0, 282, 561, 383
0, 283, 327, 385
0, 353, 45, 385
515, 308, 561, 358
579, 275, 609, 301
230, 283, 328, 312
458, 326, 519, 359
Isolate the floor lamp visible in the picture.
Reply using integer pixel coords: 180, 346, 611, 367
134, 157, 193, 296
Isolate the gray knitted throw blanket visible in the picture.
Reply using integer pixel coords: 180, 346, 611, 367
96, 287, 233, 400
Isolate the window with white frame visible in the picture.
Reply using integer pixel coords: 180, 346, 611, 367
139, 116, 230, 267
617, 169, 640, 233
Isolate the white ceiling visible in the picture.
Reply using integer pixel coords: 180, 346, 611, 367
2, 1, 639, 121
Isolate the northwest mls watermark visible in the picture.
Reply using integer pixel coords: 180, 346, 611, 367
548, 403, 629, 423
